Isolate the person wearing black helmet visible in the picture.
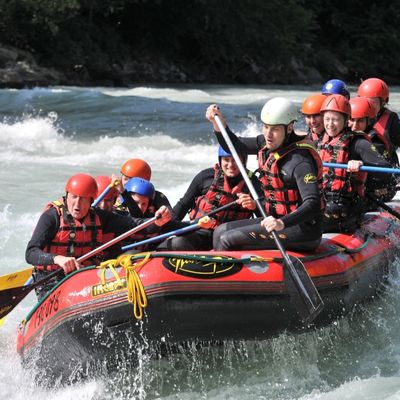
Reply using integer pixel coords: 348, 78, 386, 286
157, 146, 262, 251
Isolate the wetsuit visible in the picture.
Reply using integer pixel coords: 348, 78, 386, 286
213, 128, 323, 252
365, 110, 400, 203
26, 205, 160, 299
118, 189, 171, 218
158, 167, 262, 251
319, 131, 392, 232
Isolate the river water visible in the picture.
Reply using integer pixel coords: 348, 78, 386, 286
1, 84, 400, 399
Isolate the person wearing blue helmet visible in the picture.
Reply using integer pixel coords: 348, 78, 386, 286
157, 145, 262, 251
118, 177, 157, 217
322, 79, 350, 100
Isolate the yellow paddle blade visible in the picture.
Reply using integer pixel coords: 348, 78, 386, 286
0, 268, 33, 291
0, 317, 5, 327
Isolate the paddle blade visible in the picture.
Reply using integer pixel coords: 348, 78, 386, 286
0, 285, 33, 319
283, 255, 324, 324
0, 268, 32, 291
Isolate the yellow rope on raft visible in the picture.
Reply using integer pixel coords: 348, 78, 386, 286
98, 253, 152, 320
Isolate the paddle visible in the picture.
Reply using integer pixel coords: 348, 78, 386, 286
121, 200, 238, 251
0, 267, 32, 291
323, 162, 400, 174
214, 115, 324, 323
0, 216, 158, 320
92, 179, 119, 207
365, 193, 400, 220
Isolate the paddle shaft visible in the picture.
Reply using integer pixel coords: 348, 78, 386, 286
365, 193, 400, 220
92, 180, 118, 207
78, 216, 157, 263
323, 162, 400, 174
122, 200, 237, 251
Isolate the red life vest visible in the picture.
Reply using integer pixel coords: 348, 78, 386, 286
319, 130, 368, 197
372, 109, 394, 158
35, 199, 106, 271
258, 139, 324, 217
188, 164, 254, 229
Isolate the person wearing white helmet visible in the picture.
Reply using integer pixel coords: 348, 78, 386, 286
205, 97, 325, 252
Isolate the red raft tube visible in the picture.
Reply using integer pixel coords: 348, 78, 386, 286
16, 208, 400, 384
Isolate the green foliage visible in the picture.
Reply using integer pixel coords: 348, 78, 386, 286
1, 0, 400, 84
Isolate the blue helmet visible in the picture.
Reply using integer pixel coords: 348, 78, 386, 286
322, 79, 350, 99
124, 177, 155, 199
217, 145, 247, 165
218, 146, 232, 158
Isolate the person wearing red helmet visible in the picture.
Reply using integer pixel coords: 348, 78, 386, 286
349, 97, 398, 204
157, 146, 261, 251
348, 97, 377, 133
301, 93, 326, 145
357, 78, 400, 164
26, 173, 171, 299
116, 158, 172, 218
94, 175, 119, 212
319, 95, 392, 232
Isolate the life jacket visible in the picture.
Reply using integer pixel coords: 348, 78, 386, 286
372, 109, 394, 159
35, 199, 106, 271
188, 164, 254, 229
258, 139, 325, 217
319, 130, 368, 198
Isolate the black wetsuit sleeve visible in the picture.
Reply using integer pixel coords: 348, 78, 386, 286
25, 207, 60, 266
154, 190, 172, 210
388, 111, 400, 147
214, 126, 264, 155
172, 169, 214, 220
350, 136, 393, 184
120, 189, 142, 217
280, 153, 322, 228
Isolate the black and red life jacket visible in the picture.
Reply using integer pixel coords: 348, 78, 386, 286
258, 139, 324, 217
371, 109, 394, 159
319, 130, 369, 198
188, 164, 254, 229
35, 199, 107, 271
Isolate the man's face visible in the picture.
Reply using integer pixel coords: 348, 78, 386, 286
220, 156, 240, 178
262, 124, 287, 151
304, 114, 324, 135
66, 193, 91, 220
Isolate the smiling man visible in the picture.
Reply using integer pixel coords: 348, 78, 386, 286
157, 146, 262, 251
206, 97, 325, 252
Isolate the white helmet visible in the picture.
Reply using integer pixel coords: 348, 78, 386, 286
260, 97, 298, 125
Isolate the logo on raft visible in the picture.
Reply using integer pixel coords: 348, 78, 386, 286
162, 255, 243, 278
92, 278, 127, 297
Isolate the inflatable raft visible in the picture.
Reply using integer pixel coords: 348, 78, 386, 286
16, 208, 400, 384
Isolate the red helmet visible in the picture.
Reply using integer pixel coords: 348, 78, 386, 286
95, 176, 119, 200
349, 97, 377, 119
357, 78, 389, 103
120, 159, 152, 181
65, 173, 98, 199
301, 94, 326, 115
320, 94, 351, 116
